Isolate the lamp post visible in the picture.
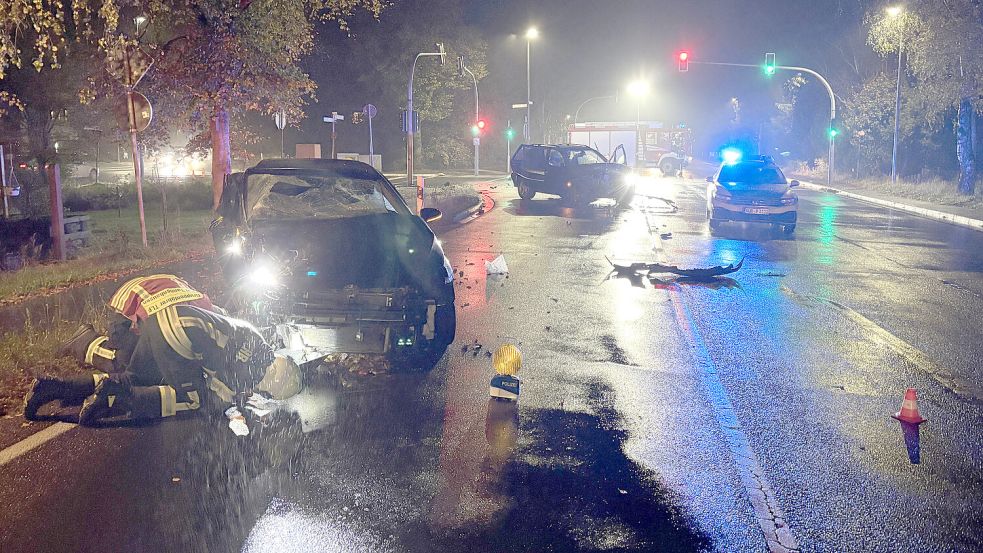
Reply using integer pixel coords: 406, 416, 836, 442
887, 6, 906, 183
525, 27, 539, 142
627, 79, 650, 167
573, 94, 617, 125
406, 43, 446, 193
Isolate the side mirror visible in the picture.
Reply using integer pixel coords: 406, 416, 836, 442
789, 180, 800, 187
705, 176, 714, 183
420, 207, 442, 223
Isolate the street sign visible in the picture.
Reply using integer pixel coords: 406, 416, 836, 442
511, 102, 532, 109
273, 110, 287, 130
363, 103, 377, 119
105, 45, 154, 88
114, 92, 152, 133
401, 110, 419, 133
473, 137, 480, 146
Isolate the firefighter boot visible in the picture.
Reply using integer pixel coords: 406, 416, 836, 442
23, 375, 98, 420
78, 378, 127, 426
58, 324, 116, 372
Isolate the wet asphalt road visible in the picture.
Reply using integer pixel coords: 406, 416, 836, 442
2, 170, 983, 552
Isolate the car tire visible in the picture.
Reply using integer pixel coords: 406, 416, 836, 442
783, 224, 796, 234
708, 218, 721, 231
660, 160, 678, 177
517, 179, 536, 200
618, 187, 635, 207
389, 302, 456, 372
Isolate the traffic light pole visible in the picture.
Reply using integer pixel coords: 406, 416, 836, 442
407, 48, 445, 192
463, 66, 480, 176
690, 60, 837, 185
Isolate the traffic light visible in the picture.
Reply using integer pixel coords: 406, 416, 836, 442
505, 127, 515, 140
827, 126, 839, 139
677, 51, 689, 72
764, 52, 776, 76
471, 119, 486, 137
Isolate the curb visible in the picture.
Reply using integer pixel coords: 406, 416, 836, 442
800, 182, 983, 232
451, 195, 486, 223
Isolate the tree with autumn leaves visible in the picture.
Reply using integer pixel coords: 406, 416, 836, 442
1, 0, 384, 208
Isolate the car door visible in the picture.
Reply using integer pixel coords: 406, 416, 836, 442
543, 148, 567, 194
611, 144, 627, 166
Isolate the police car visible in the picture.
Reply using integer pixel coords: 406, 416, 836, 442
706, 152, 800, 233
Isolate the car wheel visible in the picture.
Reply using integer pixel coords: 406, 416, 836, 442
517, 179, 536, 200
89, 168, 98, 183
708, 218, 721, 231
783, 224, 796, 234
389, 302, 456, 372
660, 160, 678, 177
618, 187, 635, 207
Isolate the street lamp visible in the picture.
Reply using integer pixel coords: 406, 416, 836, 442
626, 79, 650, 128
887, 5, 906, 183
406, 43, 446, 197
525, 27, 539, 142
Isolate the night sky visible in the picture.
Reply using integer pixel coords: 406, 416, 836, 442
278, 0, 876, 166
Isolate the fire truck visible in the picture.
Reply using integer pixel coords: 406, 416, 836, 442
567, 122, 693, 175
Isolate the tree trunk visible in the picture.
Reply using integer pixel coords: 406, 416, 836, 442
209, 107, 232, 210
956, 97, 975, 195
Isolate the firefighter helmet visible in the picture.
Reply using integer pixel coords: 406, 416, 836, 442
257, 356, 303, 399
493, 344, 522, 376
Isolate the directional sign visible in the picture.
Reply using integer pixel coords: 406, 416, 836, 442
473, 137, 480, 146
511, 102, 533, 109
114, 91, 152, 133
362, 103, 377, 119
105, 45, 154, 88
273, 110, 287, 130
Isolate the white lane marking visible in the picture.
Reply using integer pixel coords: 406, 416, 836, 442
0, 422, 76, 467
670, 289, 801, 553
825, 299, 983, 403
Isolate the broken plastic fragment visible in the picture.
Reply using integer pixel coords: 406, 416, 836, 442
485, 255, 509, 275
225, 406, 249, 436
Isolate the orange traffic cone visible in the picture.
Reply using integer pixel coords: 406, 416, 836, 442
892, 388, 926, 425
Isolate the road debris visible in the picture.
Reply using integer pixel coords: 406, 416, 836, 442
605, 256, 745, 280
485, 255, 509, 274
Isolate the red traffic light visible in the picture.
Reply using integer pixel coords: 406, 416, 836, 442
477, 119, 486, 130
677, 51, 690, 72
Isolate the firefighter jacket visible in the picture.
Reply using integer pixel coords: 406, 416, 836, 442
109, 274, 216, 325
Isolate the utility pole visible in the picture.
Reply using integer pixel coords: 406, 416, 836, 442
888, 7, 907, 183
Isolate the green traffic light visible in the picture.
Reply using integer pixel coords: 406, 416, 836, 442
471, 125, 480, 137
764, 65, 776, 76
828, 127, 839, 138
505, 128, 515, 140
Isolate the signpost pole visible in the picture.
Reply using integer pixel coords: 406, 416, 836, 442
1, 145, 9, 219
126, 87, 148, 247
46, 163, 66, 261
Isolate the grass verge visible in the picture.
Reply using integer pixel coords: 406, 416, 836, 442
843, 177, 983, 211
0, 301, 110, 417
0, 206, 214, 305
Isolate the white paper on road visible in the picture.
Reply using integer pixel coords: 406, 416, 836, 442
485, 255, 509, 275
225, 406, 250, 436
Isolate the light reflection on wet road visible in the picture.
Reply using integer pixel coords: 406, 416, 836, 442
1, 173, 982, 552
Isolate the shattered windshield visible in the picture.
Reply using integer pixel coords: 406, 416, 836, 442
565, 148, 606, 165
717, 162, 787, 185
247, 172, 401, 220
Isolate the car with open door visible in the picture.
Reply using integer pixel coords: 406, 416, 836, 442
706, 154, 799, 233
510, 144, 635, 205
210, 159, 456, 371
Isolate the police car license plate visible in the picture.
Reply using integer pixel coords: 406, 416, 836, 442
744, 207, 770, 214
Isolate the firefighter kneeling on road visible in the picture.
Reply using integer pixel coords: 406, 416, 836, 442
57, 273, 222, 375
24, 304, 302, 425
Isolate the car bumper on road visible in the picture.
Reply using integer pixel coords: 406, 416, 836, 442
710, 203, 797, 224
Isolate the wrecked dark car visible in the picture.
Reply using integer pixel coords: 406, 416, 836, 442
211, 159, 456, 370
510, 144, 635, 205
